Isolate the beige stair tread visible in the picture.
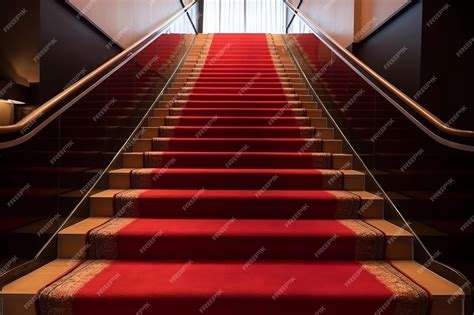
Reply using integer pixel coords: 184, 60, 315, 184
58, 218, 110, 259
352, 190, 383, 200
366, 219, 411, 236
390, 260, 465, 315
349, 191, 384, 219
391, 260, 464, 296
389, 220, 447, 236
366, 219, 413, 259
2, 259, 74, 295
90, 189, 125, 198
60, 218, 109, 235
89, 189, 126, 217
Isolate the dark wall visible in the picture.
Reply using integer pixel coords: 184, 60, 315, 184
351, 0, 423, 97
419, 0, 473, 130
0, 0, 40, 102
352, 0, 473, 130
0, 0, 120, 106
38, 0, 120, 103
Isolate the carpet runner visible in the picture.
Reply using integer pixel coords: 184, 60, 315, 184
37, 34, 431, 315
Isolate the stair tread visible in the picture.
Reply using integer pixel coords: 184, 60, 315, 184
4, 259, 461, 300
111, 167, 362, 175
62, 217, 393, 236
93, 188, 378, 198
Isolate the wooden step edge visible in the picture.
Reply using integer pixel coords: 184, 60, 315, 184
123, 152, 145, 168
109, 168, 134, 189
153, 108, 170, 117
58, 218, 110, 259
365, 219, 413, 260
322, 139, 342, 154
341, 170, 365, 191
89, 189, 126, 217
315, 127, 334, 140
1, 259, 77, 315
301, 101, 320, 110
306, 109, 322, 117
390, 260, 465, 315
332, 153, 352, 169
350, 191, 384, 219
310, 117, 328, 127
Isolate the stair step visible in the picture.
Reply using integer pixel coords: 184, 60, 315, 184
59, 218, 412, 260
90, 189, 383, 219
133, 138, 342, 153
173, 82, 305, 89
160, 100, 312, 109
166, 108, 319, 117
108, 168, 365, 190
156, 126, 332, 139
168, 87, 302, 94
168, 93, 307, 102
122, 152, 352, 169
164, 116, 314, 127
2, 260, 463, 315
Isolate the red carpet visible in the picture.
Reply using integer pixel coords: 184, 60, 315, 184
142, 152, 333, 168
37, 34, 430, 315
40, 261, 428, 315
114, 189, 360, 219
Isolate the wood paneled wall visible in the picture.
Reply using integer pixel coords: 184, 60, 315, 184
291, 0, 411, 47
354, 0, 411, 42
67, 0, 192, 48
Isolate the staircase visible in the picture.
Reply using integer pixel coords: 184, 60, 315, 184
1, 34, 464, 315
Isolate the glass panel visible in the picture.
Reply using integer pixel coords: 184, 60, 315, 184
0, 10, 196, 275
285, 22, 474, 287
